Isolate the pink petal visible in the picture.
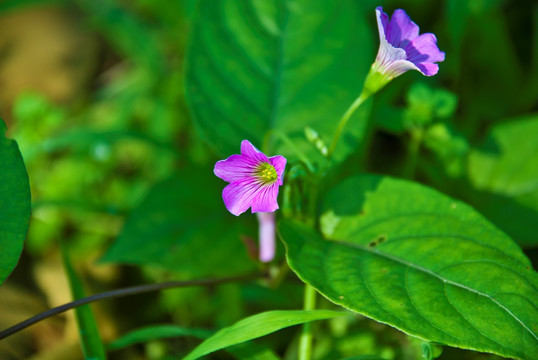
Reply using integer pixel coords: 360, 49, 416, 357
257, 212, 276, 262
240, 140, 269, 163
269, 155, 287, 185
250, 183, 279, 213
222, 178, 263, 216
214, 154, 256, 183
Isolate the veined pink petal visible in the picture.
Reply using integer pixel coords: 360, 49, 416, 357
257, 212, 276, 262
269, 155, 287, 185
250, 183, 279, 213
215, 139, 286, 216
222, 178, 263, 216
241, 140, 269, 163
214, 154, 256, 183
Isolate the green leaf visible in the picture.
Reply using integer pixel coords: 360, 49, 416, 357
61, 245, 107, 360
280, 175, 538, 360
108, 325, 279, 360
0, 121, 31, 285
182, 310, 347, 360
185, 0, 373, 164
101, 167, 256, 276
467, 114, 538, 246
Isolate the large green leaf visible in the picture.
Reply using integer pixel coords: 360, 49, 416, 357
280, 175, 538, 360
0, 121, 31, 285
467, 114, 538, 246
101, 167, 256, 276
185, 0, 373, 163
62, 245, 107, 360
183, 310, 346, 360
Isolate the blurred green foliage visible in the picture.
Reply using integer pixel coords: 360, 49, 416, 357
1, 0, 537, 359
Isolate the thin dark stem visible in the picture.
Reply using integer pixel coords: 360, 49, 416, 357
0, 273, 263, 341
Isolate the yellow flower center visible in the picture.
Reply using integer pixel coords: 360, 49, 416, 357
256, 162, 278, 184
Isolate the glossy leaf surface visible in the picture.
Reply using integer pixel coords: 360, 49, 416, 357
280, 175, 538, 360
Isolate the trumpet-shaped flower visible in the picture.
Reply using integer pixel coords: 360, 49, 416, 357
214, 140, 286, 216
367, 6, 445, 92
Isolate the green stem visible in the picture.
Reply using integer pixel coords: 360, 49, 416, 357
327, 92, 369, 161
298, 284, 317, 360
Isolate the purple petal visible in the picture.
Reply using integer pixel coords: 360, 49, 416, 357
240, 140, 269, 163
416, 62, 440, 76
222, 178, 263, 216
406, 33, 445, 63
257, 212, 276, 262
214, 154, 256, 183
250, 183, 279, 213
269, 155, 287, 185
386, 9, 420, 48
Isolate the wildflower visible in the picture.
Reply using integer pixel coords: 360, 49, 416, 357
214, 140, 286, 216
365, 6, 445, 94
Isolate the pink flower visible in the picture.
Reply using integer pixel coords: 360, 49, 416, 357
214, 140, 286, 216
373, 6, 445, 79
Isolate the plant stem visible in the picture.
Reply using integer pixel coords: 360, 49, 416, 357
327, 91, 370, 162
0, 273, 262, 341
298, 284, 317, 360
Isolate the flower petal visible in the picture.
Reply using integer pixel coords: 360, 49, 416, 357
406, 33, 445, 63
386, 9, 420, 48
416, 62, 440, 77
269, 155, 287, 185
214, 154, 256, 183
240, 140, 269, 163
375, 6, 390, 44
250, 183, 279, 213
222, 178, 263, 216
257, 212, 276, 262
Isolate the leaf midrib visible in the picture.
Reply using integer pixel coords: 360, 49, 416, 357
330, 238, 538, 343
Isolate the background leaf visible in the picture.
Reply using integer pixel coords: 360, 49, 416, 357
185, 0, 374, 164
101, 166, 256, 277
0, 120, 31, 285
61, 244, 107, 360
466, 114, 538, 247
183, 310, 346, 360
279, 175, 538, 360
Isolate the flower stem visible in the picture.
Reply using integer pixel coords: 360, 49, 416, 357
0, 273, 263, 340
327, 92, 368, 161
298, 284, 318, 360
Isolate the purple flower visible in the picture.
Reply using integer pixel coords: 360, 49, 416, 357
373, 6, 445, 79
214, 140, 286, 216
